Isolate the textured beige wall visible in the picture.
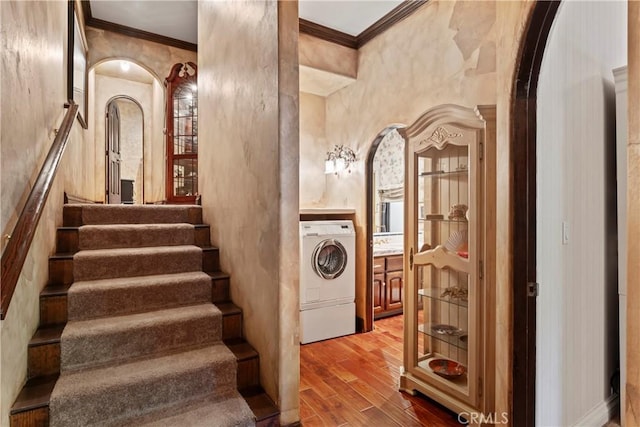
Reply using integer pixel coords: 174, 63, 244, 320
116, 100, 144, 203
300, 93, 328, 207
198, 1, 300, 424
299, 33, 357, 79
0, 1, 93, 426
626, 1, 640, 424
86, 27, 197, 83
322, 0, 497, 332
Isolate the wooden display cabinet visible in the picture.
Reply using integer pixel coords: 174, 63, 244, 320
165, 62, 198, 204
400, 104, 496, 416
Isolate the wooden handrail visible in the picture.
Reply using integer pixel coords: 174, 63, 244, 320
0, 102, 79, 320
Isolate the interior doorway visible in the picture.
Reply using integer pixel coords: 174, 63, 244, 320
105, 96, 145, 204
365, 125, 405, 331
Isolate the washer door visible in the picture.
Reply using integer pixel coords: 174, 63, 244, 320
312, 239, 348, 280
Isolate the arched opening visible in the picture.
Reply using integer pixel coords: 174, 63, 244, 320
510, 3, 560, 424
91, 58, 165, 203
105, 96, 145, 204
365, 125, 406, 332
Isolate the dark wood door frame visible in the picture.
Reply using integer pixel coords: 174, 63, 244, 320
365, 125, 405, 332
511, 2, 560, 425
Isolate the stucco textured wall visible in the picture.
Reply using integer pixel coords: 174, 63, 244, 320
198, 1, 300, 424
0, 1, 93, 425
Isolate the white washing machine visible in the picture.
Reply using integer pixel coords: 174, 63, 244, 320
299, 220, 356, 344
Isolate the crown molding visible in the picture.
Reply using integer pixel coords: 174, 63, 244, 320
81, 0, 197, 52
299, 19, 358, 49
82, 0, 427, 54
357, 0, 428, 47
299, 0, 428, 50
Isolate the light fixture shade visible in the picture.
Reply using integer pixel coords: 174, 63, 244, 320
325, 159, 335, 174
324, 144, 356, 175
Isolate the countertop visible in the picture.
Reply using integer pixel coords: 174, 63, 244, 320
373, 247, 404, 257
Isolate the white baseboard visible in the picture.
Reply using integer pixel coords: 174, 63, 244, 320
572, 394, 619, 427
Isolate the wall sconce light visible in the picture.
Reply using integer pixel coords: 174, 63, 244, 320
325, 145, 356, 174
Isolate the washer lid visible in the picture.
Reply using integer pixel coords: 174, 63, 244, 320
312, 238, 348, 280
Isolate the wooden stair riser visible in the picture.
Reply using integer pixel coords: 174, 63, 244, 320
237, 357, 260, 390
55, 228, 78, 254
202, 247, 220, 272
223, 311, 242, 340
48, 257, 73, 286
211, 276, 230, 303
28, 343, 60, 379
62, 206, 83, 227
9, 407, 48, 427
39, 294, 67, 327
194, 225, 211, 247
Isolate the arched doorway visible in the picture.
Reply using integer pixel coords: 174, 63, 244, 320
105, 96, 145, 204
510, 3, 560, 424
365, 125, 406, 332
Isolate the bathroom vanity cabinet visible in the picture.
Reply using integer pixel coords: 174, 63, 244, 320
373, 254, 404, 319
400, 104, 496, 414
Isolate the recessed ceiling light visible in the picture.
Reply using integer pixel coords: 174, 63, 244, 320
120, 61, 130, 72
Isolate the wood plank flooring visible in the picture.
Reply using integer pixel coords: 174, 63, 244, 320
300, 315, 461, 426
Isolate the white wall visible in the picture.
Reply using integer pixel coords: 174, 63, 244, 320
536, 1, 627, 425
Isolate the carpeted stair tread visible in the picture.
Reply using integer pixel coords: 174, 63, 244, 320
49, 344, 237, 427
67, 204, 202, 225
68, 272, 212, 320
74, 245, 202, 281
135, 392, 255, 427
78, 223, 195, 250
61, 304, 222, 371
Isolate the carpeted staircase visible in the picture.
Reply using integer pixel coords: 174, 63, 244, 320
10, 204, 278, 427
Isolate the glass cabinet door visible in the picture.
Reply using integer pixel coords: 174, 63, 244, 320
165, 62, 198, 204
401, 105, 494, 414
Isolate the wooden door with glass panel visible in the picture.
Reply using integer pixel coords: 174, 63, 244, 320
165, 62, 198, 204
400, 104, 495, 416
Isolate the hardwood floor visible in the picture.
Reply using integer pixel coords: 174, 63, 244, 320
300, 315, 461, 426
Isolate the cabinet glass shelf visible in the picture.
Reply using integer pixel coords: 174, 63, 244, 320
418, 288, 469, 308
423, 217, 468, 223
420, 169, 468, 177
418, 323, 468, 351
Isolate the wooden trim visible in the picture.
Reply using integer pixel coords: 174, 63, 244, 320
84, 0, 423, 53
300, 1, 428, 49
357, 0, 428, 47
81, 0, 197, 52
510, 2, 560, 425
299, 19, 357, 49
0, 102, 79, 320
63, 192, 100, 204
